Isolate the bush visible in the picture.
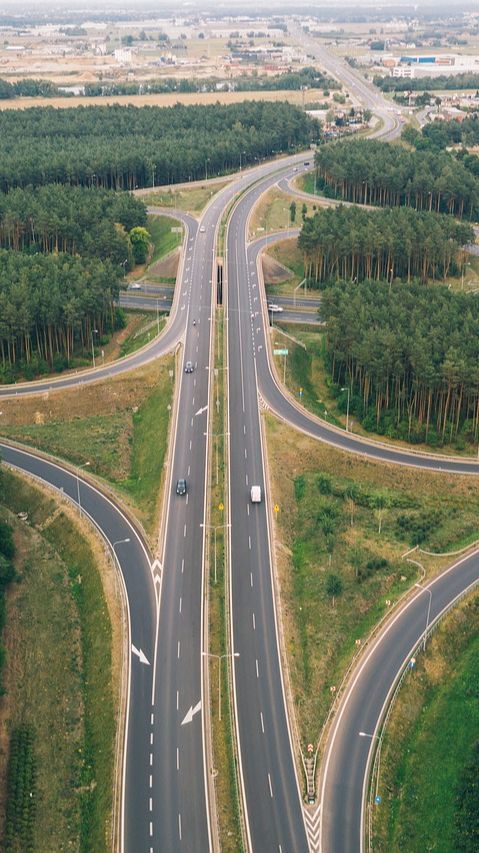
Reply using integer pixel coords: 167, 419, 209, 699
395, 509, 443, 545
294, 475, 306, 501
317, 473, 332, 494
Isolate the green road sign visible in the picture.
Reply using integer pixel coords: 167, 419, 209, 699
273, 348, 289, 356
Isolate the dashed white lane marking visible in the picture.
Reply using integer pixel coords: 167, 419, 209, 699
150, 713, 154, 725
268, 773, 274, 798
192, 396, 195, 406
186, 494, 189, 506
179, 597, 182, 614
150, 821, 153, 837
187, 465, 191, 476
149, 774, 153, 788
248, 536, 252, 550
191, 417, 194, 427
260, 712, 265, 733
189, 440, 192, 450
177, 747, 180, 770
184, 523, 187, 538
252, 612, 256, 630
150, 732, 154, 745
243, 424, 246, 435
245, 473, 249, 486
181, 558, 184, 573
247, 504, 250, 516
178, 814, 182, 841
256, 659, 259, 678
150, 753, 153, 766
244, 447, 248, 459
149, 797, 153, 812
177, 641, 181, 659
250, 572, 253, 588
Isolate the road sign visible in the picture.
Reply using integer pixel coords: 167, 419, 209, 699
218, 502, 224, 511
299, 387, 303, 397
274, 504, 280, 514
274, 348, 289, 356
375, 795, 382, 805
307, 743, 314, 754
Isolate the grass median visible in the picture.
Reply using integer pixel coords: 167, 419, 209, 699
264, 414, 479, 746
0, 358, 175, 537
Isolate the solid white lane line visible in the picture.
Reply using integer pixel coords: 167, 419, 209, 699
260, 712, 265, 733
268, 772, 273, 798
256, 659, 259, 678
252, 612, 256, 630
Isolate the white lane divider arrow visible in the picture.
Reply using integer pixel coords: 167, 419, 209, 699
181, 700, 202, 726
131, 644, 150, 665
195, 405, 208, 417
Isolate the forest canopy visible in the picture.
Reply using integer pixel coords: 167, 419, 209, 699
314, 138, 479, 218
0, 101, 319, 191
322, 280, 479, 445
298, 205, 473, 284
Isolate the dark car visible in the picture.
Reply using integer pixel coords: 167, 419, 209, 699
184, 361, 194, 373
176, 478, 187, 495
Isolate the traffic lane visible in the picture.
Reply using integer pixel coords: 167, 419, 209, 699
228, 225, 308, 850
267, 295, 321, 309
118, 295, 172, 312
0, 442, 157, 852
321, 549, 479, 853
150, 225, 212, 849
269, 310, 321, 324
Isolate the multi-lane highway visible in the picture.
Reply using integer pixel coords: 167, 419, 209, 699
1, 43, 477, 852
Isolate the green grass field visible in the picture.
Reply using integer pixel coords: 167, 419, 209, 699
0, 470, 117, 851
143, 181, 230, 214
372, 594, 479, 851
147, 214, 183, 264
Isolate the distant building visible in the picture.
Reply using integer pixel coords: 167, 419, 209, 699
114, 48, 132, 65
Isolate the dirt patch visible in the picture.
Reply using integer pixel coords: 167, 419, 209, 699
148, 246, 180, 278
262, 253, 293, 284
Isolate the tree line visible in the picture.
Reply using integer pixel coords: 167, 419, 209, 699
0, 511, 15, 694
298, 205, 473, 284
314, 138, 479, 219
0, 184, 146, 264
403, 114, 479, 151
374, 72, 479, 92
0, 101, 319, 192
0, 251, 121, 375
321, 280, 479, 444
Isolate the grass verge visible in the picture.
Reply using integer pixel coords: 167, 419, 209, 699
0, 358, 175, 535
264, 414, 479, 745
372, 593, 479, 852
0, 469, 118, 851
207, 309, 243, 851
142, 181, 230, 214
147, 214, 183, 265
249, 187, 316, 241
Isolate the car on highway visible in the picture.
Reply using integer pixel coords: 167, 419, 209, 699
199, 225, 206, 233
176, 478, 187, 495
128, 282, 142, 290
267, 303, 283, 313
184, 360, 194, 373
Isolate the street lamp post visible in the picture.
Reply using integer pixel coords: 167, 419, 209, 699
359, 730, 382, 802
76, 461, 90, 518
113, 538, 130, 550
91, 328, 98, 368
415, 582, 433, 651
341, 386, 351, 431
202, 651, 240, 721
239, 150, 246, 172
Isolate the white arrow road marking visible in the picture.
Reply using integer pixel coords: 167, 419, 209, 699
195, 405, 208, 417
181, 700, 202, 726
132, 644, 150, 665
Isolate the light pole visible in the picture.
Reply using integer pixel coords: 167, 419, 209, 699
201, 523, 230, 583
239, 150, 246, 172
415, 582, 432, 651
113, 538, 130, 550
91, 328, 98, 368
202, 651, 239, 721
341, 386, 351, 431
76, 461, 90, 518
359, 731, 382, 802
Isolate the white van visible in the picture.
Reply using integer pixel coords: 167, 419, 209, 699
250, 486, 262, 503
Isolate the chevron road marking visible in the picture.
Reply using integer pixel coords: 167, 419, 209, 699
303, 803, 321, 853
